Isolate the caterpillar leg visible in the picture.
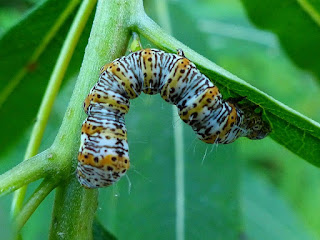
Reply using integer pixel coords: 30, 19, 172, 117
177, 48, 186, 57
129, 32, 143, 53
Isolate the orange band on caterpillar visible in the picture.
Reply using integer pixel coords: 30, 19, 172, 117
77, 48, 270, 188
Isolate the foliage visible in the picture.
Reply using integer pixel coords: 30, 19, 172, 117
241, 0, 320, 83
0, 0, 319, 239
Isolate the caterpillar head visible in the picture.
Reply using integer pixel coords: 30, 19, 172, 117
240, 105, 271, 140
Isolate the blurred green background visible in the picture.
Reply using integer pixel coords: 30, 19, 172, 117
1, 0, 320, 239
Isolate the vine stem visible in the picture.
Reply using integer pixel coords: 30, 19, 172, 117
11, 0, 97, 219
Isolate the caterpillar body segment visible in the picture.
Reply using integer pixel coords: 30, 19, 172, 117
77, 48, 270, 188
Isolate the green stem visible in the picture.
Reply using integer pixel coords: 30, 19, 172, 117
14, 178, 59, 231
0, 149, 53, 196
49, 178, 98, 240
0, 0, 81, 107
11, 0, 97, 218
49, 0, 137, 238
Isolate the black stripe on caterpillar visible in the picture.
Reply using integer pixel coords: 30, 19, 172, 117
77, 48, 270, 188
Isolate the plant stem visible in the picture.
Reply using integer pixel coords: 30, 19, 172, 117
11, 0, 97, 218
0, 149, 53, 196
49, 0, 137, 238
15, 178, 59, 231
49, 178, 98, 240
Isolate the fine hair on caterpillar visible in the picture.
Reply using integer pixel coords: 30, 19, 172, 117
77, 48, 271, 189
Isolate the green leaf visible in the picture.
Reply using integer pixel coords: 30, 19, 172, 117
240, 0, 320, 83
0, 0, 95, 152
96, 95, 241, 239
167, 0, 320, 166
242, 171, 317, 240
93, 219, 117, 240
136, 11, 320, 168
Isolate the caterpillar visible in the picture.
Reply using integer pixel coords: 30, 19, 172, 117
77, 48, 270, 188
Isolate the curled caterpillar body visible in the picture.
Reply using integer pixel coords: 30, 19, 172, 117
77, 48, 270, 188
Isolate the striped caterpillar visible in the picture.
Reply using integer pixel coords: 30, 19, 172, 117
77, 48, 270, 188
